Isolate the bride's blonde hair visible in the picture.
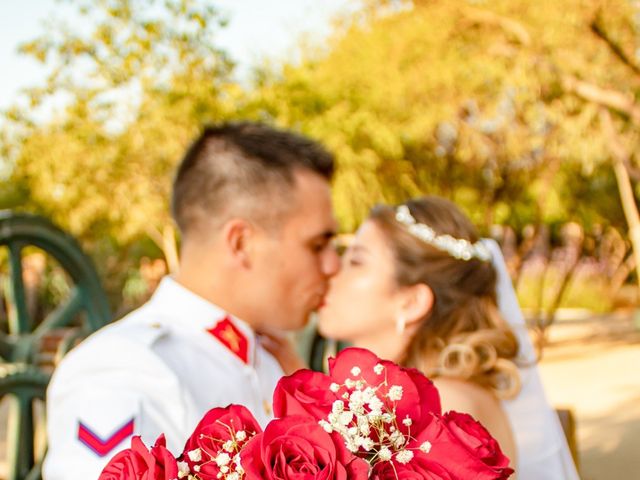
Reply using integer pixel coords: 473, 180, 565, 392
370, 196, 520, 399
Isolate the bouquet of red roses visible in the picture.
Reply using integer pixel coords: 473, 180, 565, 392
99, 347, 514, 480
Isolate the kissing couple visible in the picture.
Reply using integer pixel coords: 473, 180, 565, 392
44, 122, 579, 480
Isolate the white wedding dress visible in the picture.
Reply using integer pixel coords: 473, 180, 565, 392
484, 240, 581, 480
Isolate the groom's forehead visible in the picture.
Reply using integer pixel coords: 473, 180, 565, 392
289, 212, 337, 240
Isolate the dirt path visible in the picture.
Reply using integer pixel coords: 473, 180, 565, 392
537, 312, 640, 480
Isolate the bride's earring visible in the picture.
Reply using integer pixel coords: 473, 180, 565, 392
395, 314, 406, 335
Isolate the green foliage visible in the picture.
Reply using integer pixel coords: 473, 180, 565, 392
248, 0, 635, 234
3, 0, 640, 310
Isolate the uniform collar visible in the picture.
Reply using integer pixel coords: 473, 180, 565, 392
149, 276, 257, 366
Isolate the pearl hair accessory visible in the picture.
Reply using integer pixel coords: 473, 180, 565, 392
394, 205, 492, 262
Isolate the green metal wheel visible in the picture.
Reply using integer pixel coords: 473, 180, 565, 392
0, 212, 111, 480
0, 364, 49, 480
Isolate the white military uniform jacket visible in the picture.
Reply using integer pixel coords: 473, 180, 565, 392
43, 277, 284, 480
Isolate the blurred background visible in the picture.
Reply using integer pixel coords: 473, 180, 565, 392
1, 1, 639, 478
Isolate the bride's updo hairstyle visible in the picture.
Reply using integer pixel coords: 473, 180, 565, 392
370, 196, 520, 399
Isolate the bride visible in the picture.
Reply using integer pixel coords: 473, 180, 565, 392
266, 195, 579, 479
318, 196, 520, 469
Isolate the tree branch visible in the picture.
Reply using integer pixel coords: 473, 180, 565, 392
562, 75, 640, 178
462, 7, 531, 46
600, 108, 640, 294
626, 162, 640, 183
590, 10, 640, 78
562, 75, 640, 124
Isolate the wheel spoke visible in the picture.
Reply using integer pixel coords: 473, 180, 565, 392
6, 394, 35, 480
33, 287, 83, 339
24, 462, 43, 480
7, 241, 30, 335
0, 332, 15, 361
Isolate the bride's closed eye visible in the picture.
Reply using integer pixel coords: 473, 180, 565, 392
343, 244, 368, 267
342, 251, 364, 267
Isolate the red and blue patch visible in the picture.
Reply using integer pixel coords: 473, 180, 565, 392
77, 418, 135, 456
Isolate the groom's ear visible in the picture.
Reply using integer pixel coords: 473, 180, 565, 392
222, 218, 256, 268
400, 283, 434, 326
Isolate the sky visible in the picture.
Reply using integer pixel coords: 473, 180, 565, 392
0, 0, 356, 112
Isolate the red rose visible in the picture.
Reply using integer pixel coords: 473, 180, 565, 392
406, 413, 514, 479
240, 416, 369, 480
180, 405, 261, 480
273, 369, 338, 420
443, 411, 513, 475
371, 456, 454, 480
328, 348, 441, 434
99, 435, 178, 480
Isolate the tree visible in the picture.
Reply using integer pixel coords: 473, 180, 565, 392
2, 0, 240, 296
248, 0, 629, 238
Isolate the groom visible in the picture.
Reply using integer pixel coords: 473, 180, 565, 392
44, 122, 340, 479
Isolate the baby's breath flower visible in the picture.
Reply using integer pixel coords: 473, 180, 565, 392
367, 411, 383, 423
378, 446, 392, 462
215, 452, 231, 467
361, 437, 375, 451
367, 396, 384, 415
235, 430, 247, 441
351, 366, 362, 376
345, 436, 359, 453
396, 449, 414, 464
177, 461, 189, 479
363, 387, 376, 401
330, 382, 340, 393
420, 441, 432, 453
390, 429, 405, 448
357, 415, 370, 436
388, 385, 403, 401
187, 448, 202, 462
402, 417, 413, 427
339, 411, 354, 425
374, 363, 384, 375
349, 390, 366, 413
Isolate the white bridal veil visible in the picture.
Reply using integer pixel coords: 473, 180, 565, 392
484, 239, 581, 480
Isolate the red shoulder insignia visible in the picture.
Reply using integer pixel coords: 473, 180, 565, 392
207, 316, 249, 364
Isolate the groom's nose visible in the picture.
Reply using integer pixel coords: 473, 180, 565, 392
320, 244, 341, 277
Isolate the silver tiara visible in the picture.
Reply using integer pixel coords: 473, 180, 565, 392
395, 205, 492, 262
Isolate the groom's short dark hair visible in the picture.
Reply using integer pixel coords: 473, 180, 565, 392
172, 122, 334, 237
